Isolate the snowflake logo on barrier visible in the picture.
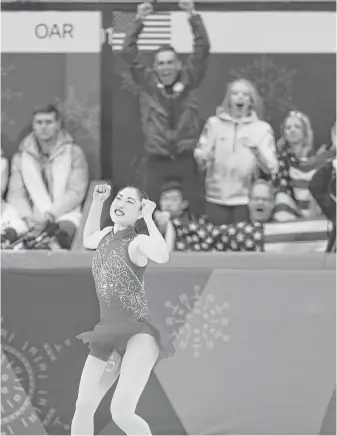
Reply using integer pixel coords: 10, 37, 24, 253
1, 318, 72, 435
165, 285, 230, 358
230, 55, 297, 121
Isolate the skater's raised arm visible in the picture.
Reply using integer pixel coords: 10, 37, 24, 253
83, 184, 112, 249
136, 200, 170, 264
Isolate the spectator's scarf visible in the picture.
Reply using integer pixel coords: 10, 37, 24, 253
172, 217, 328, 253
273, 146, 317, 221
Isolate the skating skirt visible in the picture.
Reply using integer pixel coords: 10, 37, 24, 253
77, 308, 175, 362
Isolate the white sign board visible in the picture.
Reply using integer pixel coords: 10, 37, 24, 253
1, 12, 101, 53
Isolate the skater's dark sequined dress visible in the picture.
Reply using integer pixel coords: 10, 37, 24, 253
77, 227, 175, 361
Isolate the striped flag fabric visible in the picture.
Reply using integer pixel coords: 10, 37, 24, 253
263, 218, 329, 253
273, 146, 319, 221
112, 12, 172, 51
274, 166, 317, 221
171, 217, 329, 253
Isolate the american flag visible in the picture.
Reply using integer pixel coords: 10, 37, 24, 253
273, 148, 316, 221
171, 217, 328, 253
112, 12, 172, 51
172, 218, 264, 252
263, 218, 329, 253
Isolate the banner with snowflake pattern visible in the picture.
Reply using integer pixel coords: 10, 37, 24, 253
1, 253, 335, 435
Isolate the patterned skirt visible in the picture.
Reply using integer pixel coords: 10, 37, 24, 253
77, 306, 175, 363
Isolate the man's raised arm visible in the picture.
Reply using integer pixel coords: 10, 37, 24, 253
121, 2, 154, 87
180, 0, 210, 87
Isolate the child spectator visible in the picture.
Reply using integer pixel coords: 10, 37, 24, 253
194, 79, 278, 226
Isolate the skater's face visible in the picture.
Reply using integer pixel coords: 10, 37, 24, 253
110, 187, 142, 226
160, 189, 187, 218
249, 182, 274, 223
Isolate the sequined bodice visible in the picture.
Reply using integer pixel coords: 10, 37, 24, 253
92, 227, 149, 321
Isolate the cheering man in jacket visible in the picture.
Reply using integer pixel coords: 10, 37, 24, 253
122, 0, 210, 216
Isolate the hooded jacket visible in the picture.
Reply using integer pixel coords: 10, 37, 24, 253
7, 130, 89, 226
195, 110, 278, 206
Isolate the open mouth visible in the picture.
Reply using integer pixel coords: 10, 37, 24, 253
160, 73, 175, 83
236, 102, 244, 108
255, 207, 265, 214
114, 209, 124, 216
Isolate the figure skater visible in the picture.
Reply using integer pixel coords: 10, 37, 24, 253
71, 184, 175, 435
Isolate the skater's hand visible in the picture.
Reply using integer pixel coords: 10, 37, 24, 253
141, 199, 157, 220
178, 0, 195, 13
93, 184, 111, 203
154, 210, 171, 232
136, 1, 153, 20
154, 210, 171, 225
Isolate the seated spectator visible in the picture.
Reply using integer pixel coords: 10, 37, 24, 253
169, 179, 329, 253
273, 111, 324, 221
1, 149, 28, 247
154, 181, 194, 251
215, 178, 328, 252
155, 181, 191, 228
248, 179, 275, 224
194, 79, 278, 226
162, 179, 273, 252
7, 105, 89, 249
